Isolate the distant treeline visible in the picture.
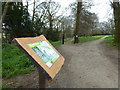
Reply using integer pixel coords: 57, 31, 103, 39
2, 1, 117, 44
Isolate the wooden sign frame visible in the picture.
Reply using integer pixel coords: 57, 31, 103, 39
13, 35, 65, 81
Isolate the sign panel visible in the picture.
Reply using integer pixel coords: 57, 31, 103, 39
28, 41, 59, 68
13, 35, 65, 80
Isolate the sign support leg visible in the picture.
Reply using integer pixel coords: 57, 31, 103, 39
62, 33, 64, 44
39, 71, 46, 88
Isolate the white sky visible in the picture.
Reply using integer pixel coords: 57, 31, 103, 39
90, 0, 113, 22
23, 0, 113, 22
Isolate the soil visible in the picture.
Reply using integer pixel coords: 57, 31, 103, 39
2, 37, 118, 88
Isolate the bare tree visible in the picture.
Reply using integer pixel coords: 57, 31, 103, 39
37, 0, 61, 40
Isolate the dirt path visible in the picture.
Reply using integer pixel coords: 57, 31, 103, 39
3, 37, 118, 88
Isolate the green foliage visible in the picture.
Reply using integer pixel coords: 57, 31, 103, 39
105, 35, 120, 49
78, 35, 104, 43
2, 2, 35, 43
2, 2, 63, 43
2, 43, 35, 78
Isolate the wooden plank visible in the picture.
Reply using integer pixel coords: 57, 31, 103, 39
12, 35, 65, 81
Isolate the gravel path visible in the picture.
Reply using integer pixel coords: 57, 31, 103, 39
3, 37, 118, 88
46, 37, 118, 88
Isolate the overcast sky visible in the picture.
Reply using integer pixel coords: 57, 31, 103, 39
24, 0, 113, 22
90, 0, 113, 22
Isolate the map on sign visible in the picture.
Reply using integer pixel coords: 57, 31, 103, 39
28, 41, 59, 68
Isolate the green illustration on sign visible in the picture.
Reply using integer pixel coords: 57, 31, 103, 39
28, 41, 59, 68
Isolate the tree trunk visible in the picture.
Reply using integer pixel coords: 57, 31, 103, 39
1, 2, 10, 43
113, 0, 120, 44
74, 1, 82, 44
1, 2, 9, 22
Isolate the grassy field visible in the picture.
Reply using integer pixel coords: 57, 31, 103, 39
105, 35, 120, 49
78, 35, 104, 43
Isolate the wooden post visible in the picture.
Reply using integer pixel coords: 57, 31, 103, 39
62, 33, 64, 44
39, 71, 46, 88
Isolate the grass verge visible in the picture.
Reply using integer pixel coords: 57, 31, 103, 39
78, 35, 104, 43
105, 35, 120, 49
2, 43, 35, 78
